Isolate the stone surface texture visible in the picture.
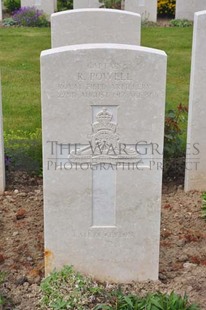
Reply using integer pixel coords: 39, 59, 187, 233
0, 81, 5, 194
185, 11, 206, 191
125, 0, 157, 22
51, 9, 141, 48
21, 0, 57, 18
41, 43, 167, 282
175, 0, 206, 20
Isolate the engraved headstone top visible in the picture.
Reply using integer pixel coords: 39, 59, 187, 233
51, 9, 141, 48
41, 43, 167, 282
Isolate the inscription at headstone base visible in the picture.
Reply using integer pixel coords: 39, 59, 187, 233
51, 9, 141, 48
41, 43, 167, 282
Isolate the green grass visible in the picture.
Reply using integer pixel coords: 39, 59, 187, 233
0, 26, 193, 134
0, 27, 50, 133
40, 266, 200, 310
142, 27, 193, 110
0, 27, 50, 170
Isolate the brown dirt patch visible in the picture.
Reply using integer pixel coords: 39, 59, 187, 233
0, 171, 206, 309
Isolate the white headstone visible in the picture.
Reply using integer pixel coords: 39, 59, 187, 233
0, 80, 5, 194
176, 0, 206, 21
185, 11, 206, 191
51, 9, 141, 48
73, 0, 100, 9
21, 0, 57, 18
0, 0, 2, 21
41, 43, 167, 282
125, 0, 157, 22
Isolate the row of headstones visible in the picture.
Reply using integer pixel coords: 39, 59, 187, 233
73, 0, 206, 22
75, 0, 206, 21
18, 0, 157, 22
1, 0, 206, 22
40, 8, 206, 282
126, 0, 206, 21
1, 0, 204, 22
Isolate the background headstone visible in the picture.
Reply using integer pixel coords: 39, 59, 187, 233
41, 43, 167, 282
125, 0, 157, 22
51, 9, 141, 47
0, 0, 2, 21
185, 11, 206, 191
176, 0, 206, 21
0, 80, 5, 194
73, 0, 101, 9
21, 0, 57, 18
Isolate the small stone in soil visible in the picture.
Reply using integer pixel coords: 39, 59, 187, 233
26, 256, 33, 262
176, 239, 186, 247
16, 209, 26, 220
183, 262, 197, 269
178, 255, 188, 262
27, 275, 41, 284
18, 192, 27, 197
16, 276, 28, 285
159, 273, 167, 281
0, 253, 5, 263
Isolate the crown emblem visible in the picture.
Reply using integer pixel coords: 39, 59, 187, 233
96, 108, 113, 123
92, 107, 116, 134
90, 107, 119, 149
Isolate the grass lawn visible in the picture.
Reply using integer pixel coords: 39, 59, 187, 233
142, 26, 193, 110
0, 26, 193, 169
0, 27, 51, 133
0, 26, 193, 134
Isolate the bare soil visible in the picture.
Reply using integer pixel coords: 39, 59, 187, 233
0, 171, 206, 309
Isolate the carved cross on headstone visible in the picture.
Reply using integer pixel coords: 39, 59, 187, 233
48, 106, 150, 227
